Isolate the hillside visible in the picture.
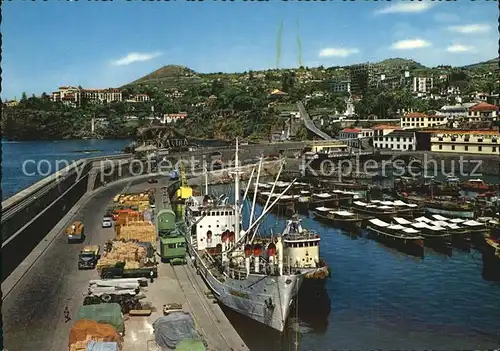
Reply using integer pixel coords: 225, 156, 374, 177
374, 58, 426, 72
124, 57, 498, 91
461, 57, 499, 71
123, 65, 205, 89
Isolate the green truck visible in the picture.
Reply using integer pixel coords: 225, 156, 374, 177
156, 209, 187, 264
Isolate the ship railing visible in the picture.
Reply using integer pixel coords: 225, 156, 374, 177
284, 230, 320, 241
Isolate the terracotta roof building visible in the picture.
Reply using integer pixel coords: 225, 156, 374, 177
401, 112, 447, 129
467, 102, 498, 122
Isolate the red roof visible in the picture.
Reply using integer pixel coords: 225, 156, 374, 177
470, 102, 498, 112
407, 112, 427, 118
372, 124, 400, 130
342, 128, 361, 133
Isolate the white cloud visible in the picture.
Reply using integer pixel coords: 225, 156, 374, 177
112, 52, 162, 66
446, 44, 475, 53
448, 24, 490, 34
319, 48, 360, 58
434, 13, 460, 22
390, 39, 431, 50
375, 2, 434, 15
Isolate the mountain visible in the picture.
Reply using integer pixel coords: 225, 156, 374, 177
461, 57, 499, 71
374, 58, 426, 71
123, 65, 205, 89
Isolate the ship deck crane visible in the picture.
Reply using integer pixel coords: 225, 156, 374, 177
175, 160, 193, 201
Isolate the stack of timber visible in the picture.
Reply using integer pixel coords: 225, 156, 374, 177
96, 242, 149, 270
115, 221, 156, 245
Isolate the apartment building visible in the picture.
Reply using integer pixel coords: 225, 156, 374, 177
412, 77, 433, 93
466, 102, 498, 122
330, 80, 351, 93
429, 129, 499, 155
400, 112, 447, 129
373, 130, 416, 151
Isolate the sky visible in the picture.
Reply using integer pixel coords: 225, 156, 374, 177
2, 0, 499, 100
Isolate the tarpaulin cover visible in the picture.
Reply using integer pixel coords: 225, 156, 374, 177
86, 341, 119, 351
176, 338, 206, 351
77, 303, 125, 334
153, 313, 202, 350
68, 319, 123, 347
136, 241, 155, 258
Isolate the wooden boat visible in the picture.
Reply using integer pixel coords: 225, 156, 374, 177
366, 218, 425, 257
409, 220, 452, 252
477, 217, 500, 237
460, 219, 490, 246
428, 214, 471, 245
313, 208, 363, 230
370, 199, 419, 218
482, 236, 500, 281
309, 193, 340, 209
349, 201, 398, 219
461, 179, 490, 192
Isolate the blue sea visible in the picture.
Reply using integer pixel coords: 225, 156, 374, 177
1, 139, 130, 200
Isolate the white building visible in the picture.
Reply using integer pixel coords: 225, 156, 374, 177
436, 103, 477, 119
51, 86, 122, 106
126, 94, 152, 103
373, 130, 416, 151
162, 112, 188, 124
401, 112, 447, 129
338, 128, 373, 148
466, 102, 499, 122
412, 77, 433, 93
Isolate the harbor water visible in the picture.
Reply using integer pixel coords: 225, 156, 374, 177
218, 186, 500, 350
1, 139, 130, 200
2, 140, 499, 350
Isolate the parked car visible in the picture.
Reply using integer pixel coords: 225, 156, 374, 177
102, 217, 113, 228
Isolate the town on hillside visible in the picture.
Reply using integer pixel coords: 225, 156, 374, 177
2, 58, 499, 156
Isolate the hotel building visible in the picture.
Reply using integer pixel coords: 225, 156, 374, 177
51, 86, 122, 106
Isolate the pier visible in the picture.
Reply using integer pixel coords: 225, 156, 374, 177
2, 175, 249, 351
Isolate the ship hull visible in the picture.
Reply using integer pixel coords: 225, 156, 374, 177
185, 238, 304, 332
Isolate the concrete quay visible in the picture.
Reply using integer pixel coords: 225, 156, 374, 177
2, 176, 249, 351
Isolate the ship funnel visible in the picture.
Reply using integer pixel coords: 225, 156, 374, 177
244, 244, 252, 257
253, 244, 262, 273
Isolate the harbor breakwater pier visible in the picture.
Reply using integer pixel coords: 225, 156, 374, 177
3, 142, 499, 282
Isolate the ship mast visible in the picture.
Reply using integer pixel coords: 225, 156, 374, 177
234, 138, 240, 240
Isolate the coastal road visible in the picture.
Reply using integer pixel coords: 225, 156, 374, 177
1, 178, 171, 351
